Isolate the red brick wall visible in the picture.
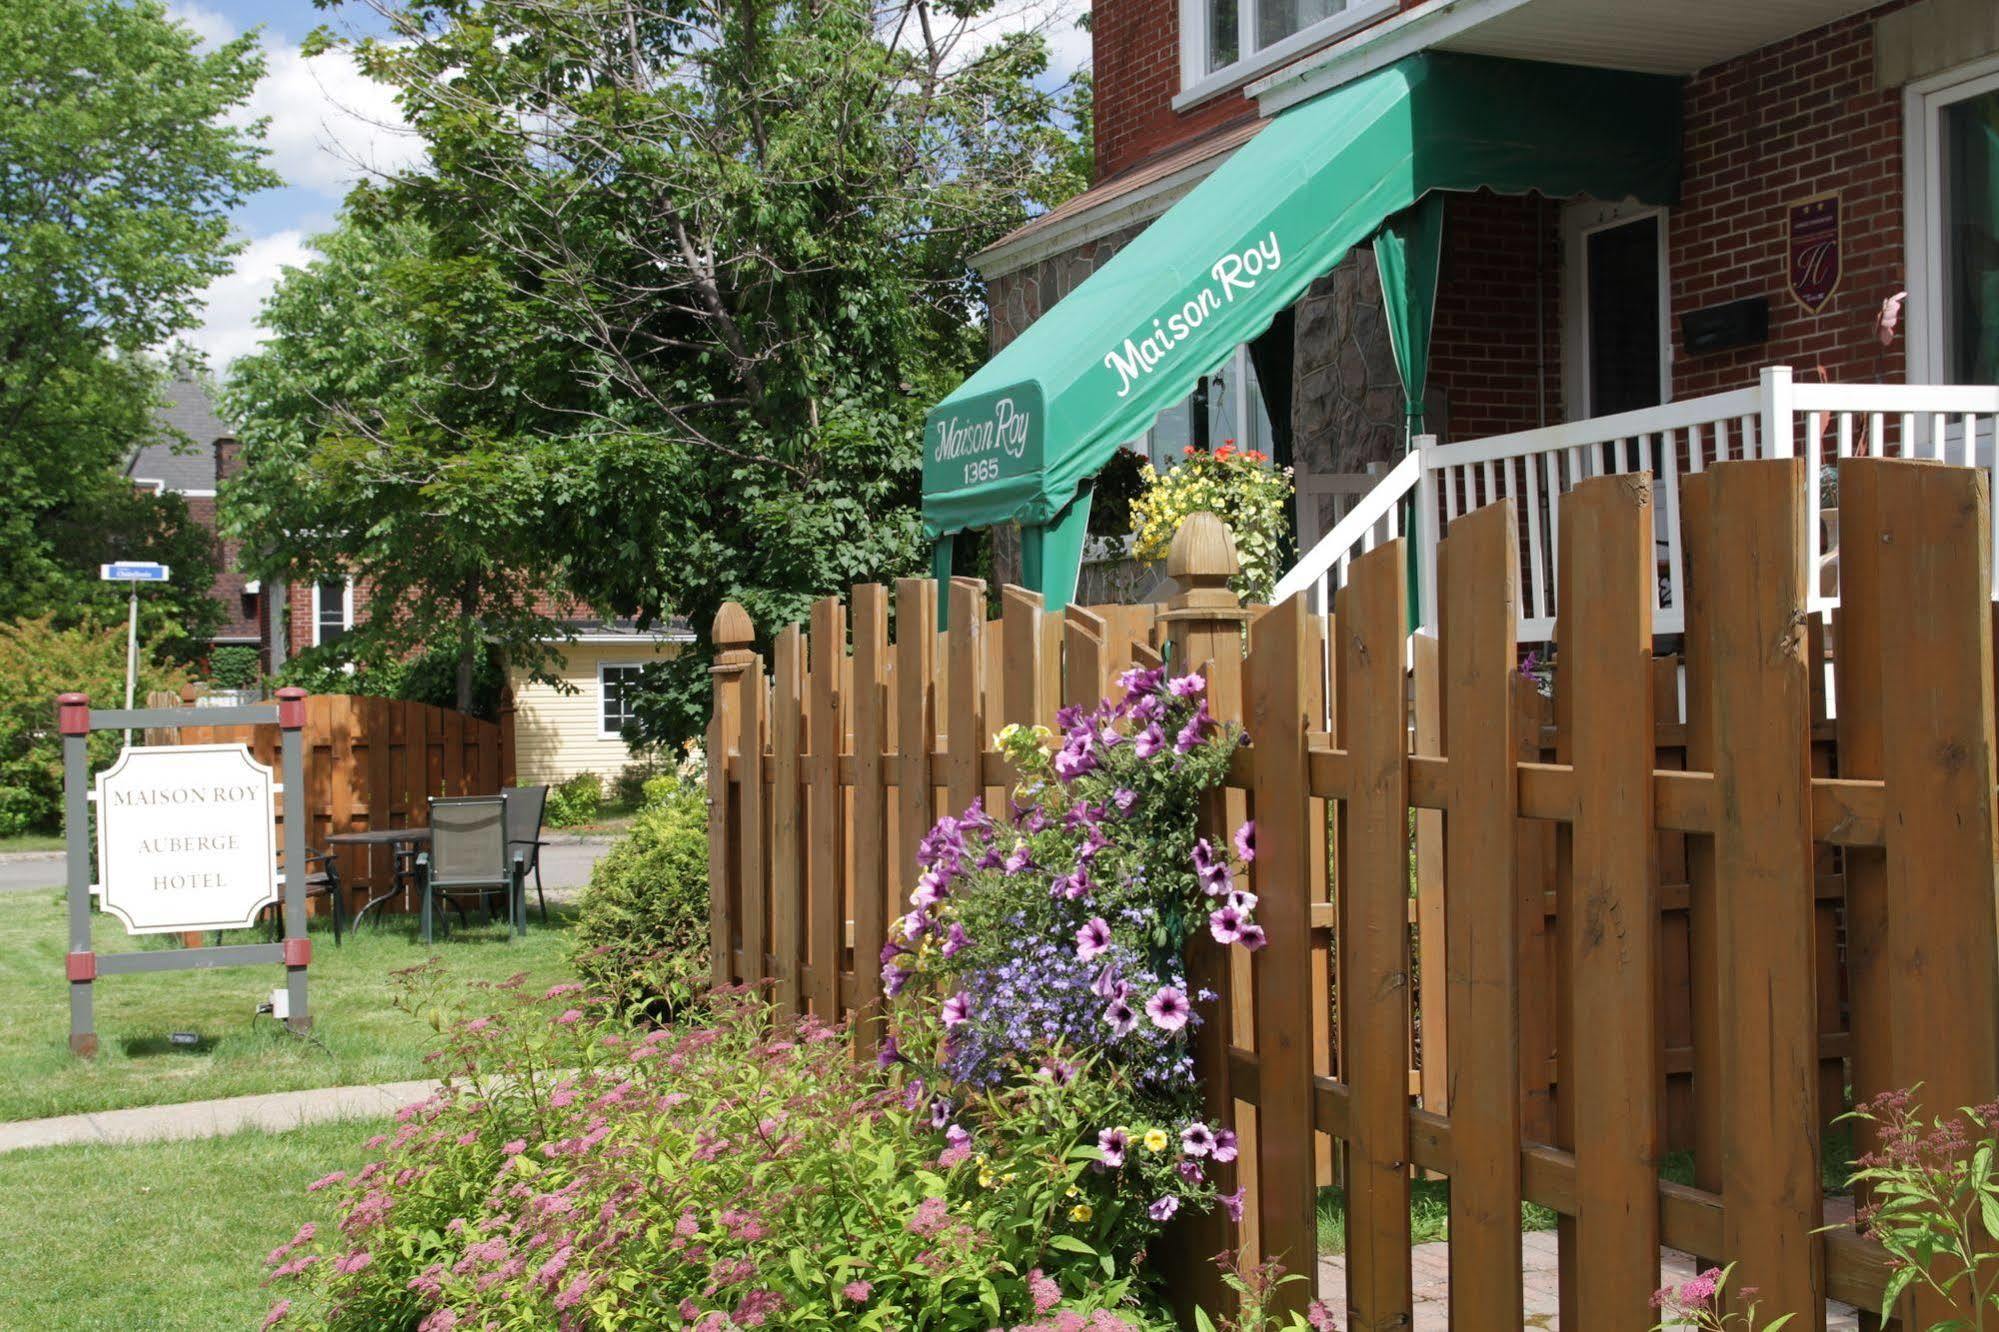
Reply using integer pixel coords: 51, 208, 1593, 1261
1092, 0, 1254, 178
1670, 3, 1913, 398
1429, 191, 1563, 440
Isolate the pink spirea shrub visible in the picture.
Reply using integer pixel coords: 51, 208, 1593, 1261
263, 981, 1176, 1331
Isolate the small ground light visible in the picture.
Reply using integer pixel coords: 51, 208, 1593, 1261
168, 1031, 201, 1047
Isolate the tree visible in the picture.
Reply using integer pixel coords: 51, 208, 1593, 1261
0, 0, 275, 645
265, 0, 1088, 743
224, 212, 580, 712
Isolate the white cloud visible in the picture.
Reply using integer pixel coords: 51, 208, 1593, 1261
166, 1, 233, 46
185, 230, 320, 369
932, 0, 1093, 83
236, 41, 426, 199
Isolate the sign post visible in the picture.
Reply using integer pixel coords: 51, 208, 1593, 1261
60, 687, 311, 1056
98, 561, 169, 743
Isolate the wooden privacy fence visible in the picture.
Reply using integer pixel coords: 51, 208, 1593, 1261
706, 456, 1999, 1329
174, 694, 511, 913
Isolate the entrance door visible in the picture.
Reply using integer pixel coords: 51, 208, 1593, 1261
1563, 202, 1671, 420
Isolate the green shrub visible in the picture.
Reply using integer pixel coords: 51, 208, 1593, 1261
265, 987, 1178, 1331
544, 771, 604, 827
206, 644, 262, 690
571, 785, 709, 1018
0, 617, 188, 836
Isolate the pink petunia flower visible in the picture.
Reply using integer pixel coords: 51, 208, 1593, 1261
1148, 1195, 1180, 1221
1234, 820, 1256, 863
1075, 916, 1113, 962
941, 992, 972, 1028
1236, 923, 1268, 952
1145, 986, 1191, 1032
1208, 905, 1246, 944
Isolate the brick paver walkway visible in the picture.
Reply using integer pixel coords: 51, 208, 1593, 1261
1319, 1201, 1862, 1330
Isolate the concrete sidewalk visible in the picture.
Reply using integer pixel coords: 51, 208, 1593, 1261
1318, 1206, 1862, 1330
0, 1079, 440, 1154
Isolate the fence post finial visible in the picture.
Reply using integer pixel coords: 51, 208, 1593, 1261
713, 602, 756, 658
1168, 511, 1241, 611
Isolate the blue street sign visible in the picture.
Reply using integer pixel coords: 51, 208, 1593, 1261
99, 561, 171, 583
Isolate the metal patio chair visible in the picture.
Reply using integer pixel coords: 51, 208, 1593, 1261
416, 794, 526, 945
262, 845, 346, 945
502, 784, 552, 923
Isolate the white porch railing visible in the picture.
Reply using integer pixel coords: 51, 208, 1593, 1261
1270, 366, 1999, 641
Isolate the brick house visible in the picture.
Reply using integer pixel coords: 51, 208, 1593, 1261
126, 374, 268, 661
938, 0, 1999, 625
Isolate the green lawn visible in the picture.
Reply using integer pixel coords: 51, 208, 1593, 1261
0, 831, 67, 854
0, 890, 580, 1122
2, 1119, 370, 1331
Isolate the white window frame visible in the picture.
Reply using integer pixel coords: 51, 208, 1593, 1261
1904, 51, 1999, 386
1560, 199, 1673, 423
310, 577, 354, 648
598, 660, 648, 740
1134, 343, 1271, 471
1175, 0, 1396, 111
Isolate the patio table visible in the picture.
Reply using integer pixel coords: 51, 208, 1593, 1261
325, 826, 432, 927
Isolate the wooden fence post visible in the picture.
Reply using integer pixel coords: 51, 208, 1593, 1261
1246, 591, 1320, 1316
851, 586, 890, 1055
806, 597, 847, 1023
1703, 459, 1825, 1327
894, 579, 938, 991
1678, 471, 1725, 1237
709, 602, 756, 989
1558, 473, 1661, 1325
1851, 457, 1999, 1330
1334, 540, 1413, 1332
1160, 513, 1251, 1318
1439, 499, 1523, 1330
944, 579, 986, 819
771, 623, 806, 1014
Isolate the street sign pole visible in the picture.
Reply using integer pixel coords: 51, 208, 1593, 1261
99, 562, 170, 748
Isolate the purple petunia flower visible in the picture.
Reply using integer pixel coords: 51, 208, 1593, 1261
1075, 916, 1113, 962
1175, 702, 1216, 754
1097, 1127, 1130, 1168
883, 965, 909, 998
1236, 923, 1268, 952
1192, 838, 1231, 894
1225, 887, 1258, 914
876, 1034, 903, 1069
1091, 965, 1127, 1000
1208, 905, 1246, 945
901, 909, 929, 940
1180, 1122, 1217, 1157
910, 870, 946, 909
1177, 1158, 1205, 1185
1003, 842, 1034, 875
1104, 997, 1139, 1037
1145, 986, 1191, 1032
929, 1096, 954, 1130
1053, 869, 1093, 901
941, 992, 972, 1028
1149, 1195, 1181, 1221
1167, 672, 1206, 699
1234, 820, 1256, 864
1212, 1128, 1239, 1163
1134, 724, 1166, 759
1221, 1186, 1246, 1221
1113, 787, 1138, 815
942, 922, 971, 957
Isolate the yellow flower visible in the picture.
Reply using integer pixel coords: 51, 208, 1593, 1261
979, 1168, 996, 1188
1069, 1204, 1094, 1223
1142, 1128, 1170, 1154
1064, 1184, 1080, 1199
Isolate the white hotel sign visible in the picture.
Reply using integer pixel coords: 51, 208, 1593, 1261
94, 744, 279, 934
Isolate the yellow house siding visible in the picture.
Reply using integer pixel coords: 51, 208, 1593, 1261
509, 639, 681, 786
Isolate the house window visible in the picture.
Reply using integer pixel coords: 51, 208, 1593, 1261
1136, 343, 1274, 472
312, 578, 352, 647
1178, 0, 1391, 106
600, 663, 646, 739
1909, 55, 1999, 387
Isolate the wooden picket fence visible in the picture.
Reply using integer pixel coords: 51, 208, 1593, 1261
706, 456, 1999, 1329
173, 694, 511, 913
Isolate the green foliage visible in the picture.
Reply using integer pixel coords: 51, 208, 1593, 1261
205, 645, 261, 690
1129, 445, 1297, 604
0, 617, 188, 835
1835, 1089, 1999, 1327
572, 785, 711, 1020
268, 642, 507, 721
545, 772, 604, 828
0, 0, 273, 640
265, 988, 1178, 1330
237, 0, 1091, 742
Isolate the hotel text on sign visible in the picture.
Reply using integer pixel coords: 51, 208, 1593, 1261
94, 744, 278, 934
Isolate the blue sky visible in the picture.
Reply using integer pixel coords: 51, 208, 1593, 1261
169, 0, 1091, 370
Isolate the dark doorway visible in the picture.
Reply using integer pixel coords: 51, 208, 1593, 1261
1585, 214, 1663, 417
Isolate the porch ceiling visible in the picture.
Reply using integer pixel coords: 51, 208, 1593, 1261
1434, 0, 1883, 76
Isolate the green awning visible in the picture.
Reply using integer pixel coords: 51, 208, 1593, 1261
922, 51, 1681, 541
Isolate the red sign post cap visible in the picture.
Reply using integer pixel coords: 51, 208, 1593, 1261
276, 686, 307, 731
57, 693, 90, 736
283, 937, 312, 967
66, 951, 96, 982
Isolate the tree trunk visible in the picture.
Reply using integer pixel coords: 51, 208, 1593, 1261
456, 578, 479, 714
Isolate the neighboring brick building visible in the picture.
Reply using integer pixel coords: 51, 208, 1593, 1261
126, 375, 267, 660
970, 0, 1999, 570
